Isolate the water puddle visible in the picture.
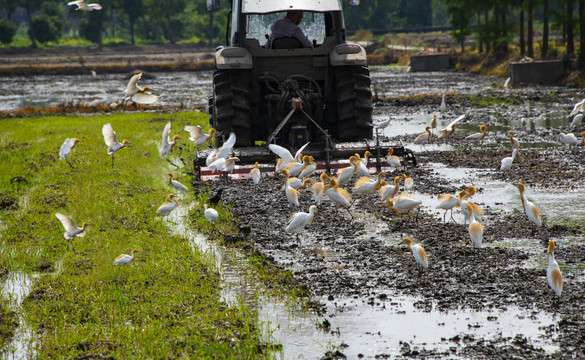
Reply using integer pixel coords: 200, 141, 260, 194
494, 236, 585, 277
163, 198, 561, 359
264, 295, 559, 359
1, 272, 36, 360
427, 162, 585, 224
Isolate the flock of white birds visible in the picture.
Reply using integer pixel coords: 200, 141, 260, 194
55, 105, 220, 266
55, 69, 585, 298
56, 120, 169, 263
252, 94, 585, 300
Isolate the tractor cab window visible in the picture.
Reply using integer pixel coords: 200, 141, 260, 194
246, 11, 326, 48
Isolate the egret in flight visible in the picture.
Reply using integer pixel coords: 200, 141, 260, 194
123, 72, 158, 105
160, 122, 182, 159
102, 123, 129, 167
68, 1, 102, 11
59, 138, 81, 168
184, 125, 215, 146
55, 213, 89, 250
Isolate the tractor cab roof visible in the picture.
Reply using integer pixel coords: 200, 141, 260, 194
242, 0, 342, 14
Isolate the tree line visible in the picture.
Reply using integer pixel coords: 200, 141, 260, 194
0, 0, 583, 67
441, 0, 585, 67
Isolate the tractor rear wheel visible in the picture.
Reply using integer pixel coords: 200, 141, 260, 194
212, 69, 253, 146
334, 65, 373, 141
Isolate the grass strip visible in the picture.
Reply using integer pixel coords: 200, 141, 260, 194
0, 111, 269, 358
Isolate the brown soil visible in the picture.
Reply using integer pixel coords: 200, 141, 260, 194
0, 43, 215, 76
194, 91, 585, 359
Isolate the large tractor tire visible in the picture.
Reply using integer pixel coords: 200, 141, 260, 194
334, 65, 374, 141
212, 69, 252, 146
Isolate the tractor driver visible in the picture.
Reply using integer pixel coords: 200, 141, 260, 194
269, 11, 316, 49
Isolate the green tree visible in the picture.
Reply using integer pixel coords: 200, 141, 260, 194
0, 18, 17, 43
0, 0, 18, 20
542, 0, 550, 57
117, 0, 144, 44
29, 14, 60, 43
342, 0, 405, 32
399, 0, 433, 28
144, 0, 186, 43
431, 0, 449, 26
442, 0, 473, 52
40, 1, 66, 35
79, 11, 104, 45
19, 0, 43, 47
185, 1, 229, 45
566, 0, 575, 55
527, 0, 533, 57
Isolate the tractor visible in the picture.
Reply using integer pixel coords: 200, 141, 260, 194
206, 0, 373, 148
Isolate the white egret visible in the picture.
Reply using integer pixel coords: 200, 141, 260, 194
113, 249, 142, 266
324, 177, 353, 218
160, 122, 182, 158
102, 123, 129, 166
168, 173, 188, 192
546, 240, 563, 298
204, 204, 219, 223
353, 171, 387, 195
250, 162, 261, 184
401, 237, 428, 269
413, 126, 431, 148
570, 113, 583, 128
437, 114, 465, 139
55, 213, 89, 250
59, 138, 81, 168
386, 147, 401, 169
467, 203, 484, 248
184, 125, 216, 146
559, 132, 581, 145
123, 72, 158, 105
285, 205, 318, 243
500, 148, 518, 171
465, 125, 488, 146
512, 182, 542, 227
68, 0, 102, 11
156, 194, 178, 219
436, 190, 467, 223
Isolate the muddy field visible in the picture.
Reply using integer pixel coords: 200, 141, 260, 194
2, 48, 585, 357
196, 76, 585, 358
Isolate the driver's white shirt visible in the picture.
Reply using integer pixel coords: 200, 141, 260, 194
270, 17, 313, 48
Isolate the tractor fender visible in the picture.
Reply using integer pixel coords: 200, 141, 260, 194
215, 47, 253, 70
329, 43, 367, 66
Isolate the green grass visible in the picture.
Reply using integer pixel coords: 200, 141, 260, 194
0, 112, 270, 358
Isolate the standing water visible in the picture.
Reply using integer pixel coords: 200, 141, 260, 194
1, 272, 36, 360
164, 196, 560, 358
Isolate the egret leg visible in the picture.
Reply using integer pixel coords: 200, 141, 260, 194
345, 207, 354, 220
66, 159, 74, 169
111, 154, 115, 167
166, 158, 179, 168
450, 209, 456, 223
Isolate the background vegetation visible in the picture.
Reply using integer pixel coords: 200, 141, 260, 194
1, 0, 583, 67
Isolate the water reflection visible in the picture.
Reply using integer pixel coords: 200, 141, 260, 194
264, 295, 559, 359
165, 199, 563, 359
1, 272, 36, 360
